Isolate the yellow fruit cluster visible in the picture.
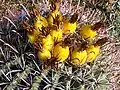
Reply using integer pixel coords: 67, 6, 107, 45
23, 0, 108, 67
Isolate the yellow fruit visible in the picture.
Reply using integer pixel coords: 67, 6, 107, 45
47, 10, 62, 26
42, 34, 54, 51
27, 29, 40, 44
52, 43, 69, 62
22, 21, 40, 44
63, 13, 78, 34
86, 37, 108, 62
50, 29, 63, 42
86, 45, 100, 62
63, 20, 77, 34
37, 49, 51, 61
79, 24, 97, 41
47, 1, 62, 26
71, 48, 87, 65
34, 15, 48, 30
